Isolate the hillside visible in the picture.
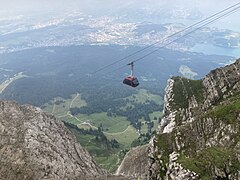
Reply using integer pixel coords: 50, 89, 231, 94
119, 59, 240, 179
0, 101, 106, 180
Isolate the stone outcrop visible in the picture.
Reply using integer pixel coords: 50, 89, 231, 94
0, 101, 106, 180
203, 59, 240, 108
116, 145, 149, 179
159, 79, 177, 133
166, 152, 200, 180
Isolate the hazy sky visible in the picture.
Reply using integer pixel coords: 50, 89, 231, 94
1, 0, 239, 14
0, 0, 240, 31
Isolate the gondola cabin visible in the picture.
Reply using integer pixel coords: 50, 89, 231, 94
123, 76, 139, 87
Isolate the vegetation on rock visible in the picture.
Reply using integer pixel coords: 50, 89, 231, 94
152, 59, 240, 180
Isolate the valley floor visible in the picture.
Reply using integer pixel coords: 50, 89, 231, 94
42, 90, 163, 172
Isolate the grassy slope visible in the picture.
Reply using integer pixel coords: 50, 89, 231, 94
171, 77, 205, 109
177, 147, 239, 180
76, 113, 129, 133
125, 89, 163, 105
105, 125, 139, 148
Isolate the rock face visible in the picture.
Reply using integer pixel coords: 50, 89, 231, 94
119, 59, 240, 180
116, 145, 149, 179
0, 101, 105, 180
148, 59, 240, 180
203, 59, 240, 108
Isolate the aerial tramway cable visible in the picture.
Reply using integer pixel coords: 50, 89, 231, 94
107, 3, 240, 74
133, 5, 240, 64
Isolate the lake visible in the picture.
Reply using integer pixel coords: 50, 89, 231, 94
191, 43, 240, 58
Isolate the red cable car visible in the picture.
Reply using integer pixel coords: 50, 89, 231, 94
123, 62, 139, 87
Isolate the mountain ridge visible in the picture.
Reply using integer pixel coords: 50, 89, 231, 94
118, 58, 240, 179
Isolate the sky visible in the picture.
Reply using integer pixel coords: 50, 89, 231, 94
0, 0, 239, 31
0, 0, 239, 14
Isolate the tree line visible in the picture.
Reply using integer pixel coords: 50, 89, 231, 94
70, 99, 162, 130
63, 121, 119, 149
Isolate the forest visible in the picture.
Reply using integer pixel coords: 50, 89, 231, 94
0, 45, 227, 107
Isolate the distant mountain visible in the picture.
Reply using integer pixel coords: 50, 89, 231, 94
118, 59, 240, 179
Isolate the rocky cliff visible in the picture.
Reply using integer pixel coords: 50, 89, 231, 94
0, 101, 106, 180
149, 59, 240, 179
118, 59, 240, 180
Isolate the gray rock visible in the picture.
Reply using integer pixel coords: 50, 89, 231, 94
115, 145, 150, 180
0, 101, 105, 180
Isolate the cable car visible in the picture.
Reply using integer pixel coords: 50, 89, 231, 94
123, 76, 139, 87
123, 62, 139, 87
